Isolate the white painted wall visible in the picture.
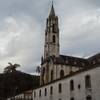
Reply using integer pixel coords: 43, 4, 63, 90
33, 66, 100, 100
7, 94, 24, 100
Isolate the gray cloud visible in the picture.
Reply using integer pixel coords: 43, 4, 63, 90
60, 9, 100, 57
0, 16, 43, 73
0, 0, 100, 73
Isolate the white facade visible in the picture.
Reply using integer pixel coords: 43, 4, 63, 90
33, 66, 100, 100
7, 90, 33, 100
7, 94, 24, 100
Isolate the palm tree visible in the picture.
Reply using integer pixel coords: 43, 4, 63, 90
4, 62, 20, 73
36, 66, 41, 75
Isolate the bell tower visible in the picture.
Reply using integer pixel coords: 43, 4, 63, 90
40, 3, 60, 85
44, 3, 59, 59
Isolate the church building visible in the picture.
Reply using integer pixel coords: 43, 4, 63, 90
40, 3, 89, 86
33, 3, 100, 100
7, 3, 100, 100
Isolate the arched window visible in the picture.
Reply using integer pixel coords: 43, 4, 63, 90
42, 67, 45, 84
70, 80, 74, 91
60, 69, 64, 78
70, 97, 74, 100
39, 90, 41, 97
58, 83, 62, 93
44, 88, 47, 96
86, 95, 92, 100
51, 70, 53, 81
50, 86, 53, 95
85, 75, 91, 88
53, 35, 56, 43
34, 91, 36, 98
52, 24, 55, 32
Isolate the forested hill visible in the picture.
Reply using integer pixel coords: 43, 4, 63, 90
0, 71, 40, 99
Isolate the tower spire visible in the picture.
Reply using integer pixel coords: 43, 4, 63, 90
49, 1, 55, 17
40, 1, 59, 85
44, 1, 59, 59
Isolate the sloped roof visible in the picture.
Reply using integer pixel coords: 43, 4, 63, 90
54, 55, 89, 67
87, 53, 100, 66
41, 53, 100, 68
42, 55, 89, 67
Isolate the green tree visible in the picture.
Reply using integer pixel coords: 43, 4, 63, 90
4, 62, 20, 73
36, 66, 41, 75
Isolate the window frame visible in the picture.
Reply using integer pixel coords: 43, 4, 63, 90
58, 83, 62, 93
39, 90, 41, 97
70, 80, 74, 91
85, 75, 91, 89
50, 86, 53, 95
86, 95, 92, 100
52, 35, 56, 43
44, 88, 47, 96
60, 69, 64, 78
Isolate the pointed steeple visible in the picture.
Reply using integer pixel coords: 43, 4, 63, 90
44, 1, 59, 59
49, 2, 55, 17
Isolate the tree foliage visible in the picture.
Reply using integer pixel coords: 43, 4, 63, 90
0, 71, 40, 99
36, 66, 41, 75
4, 63, 20, 73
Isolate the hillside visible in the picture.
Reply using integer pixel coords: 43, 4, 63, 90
0, 71, 40, 99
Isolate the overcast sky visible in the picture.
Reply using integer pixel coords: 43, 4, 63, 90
0, 0, 100, 73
